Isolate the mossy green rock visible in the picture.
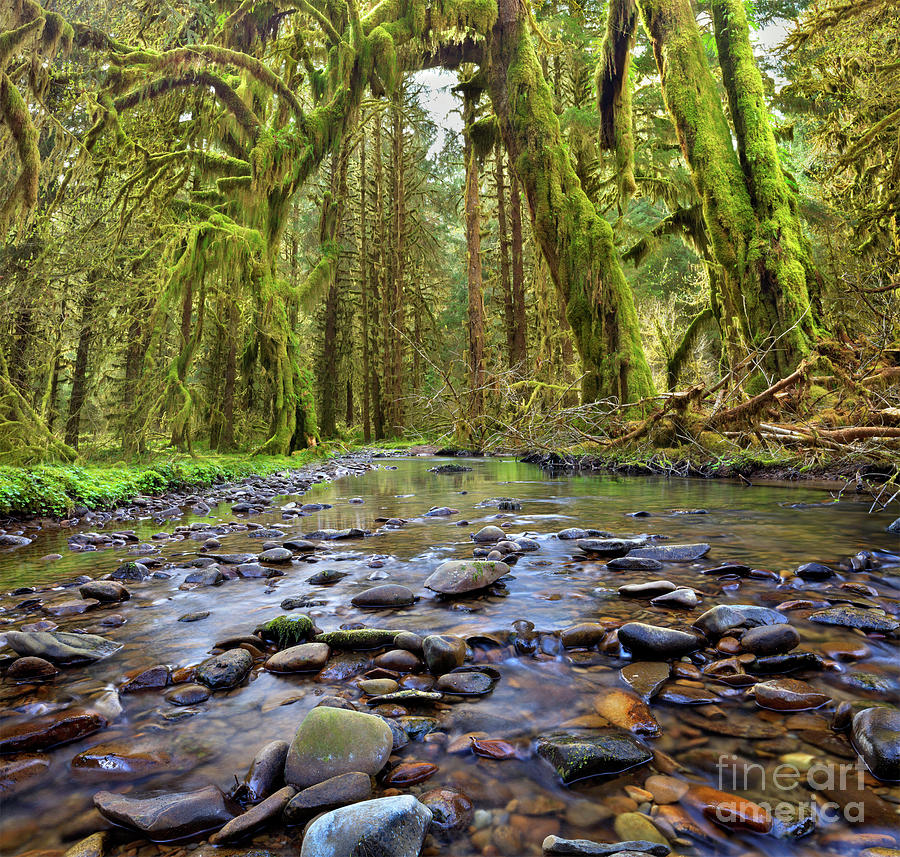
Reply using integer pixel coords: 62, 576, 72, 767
314, 629, 405, 650
536, 729, 653, 784
423, 560, 510, 595
285, 707, 393, 788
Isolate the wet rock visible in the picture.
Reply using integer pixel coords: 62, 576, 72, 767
620, 662, 670, 699
0, 754, 50, 795
796, 562, 834, 580
285, 706, 393, 788
385, 761, 439, 785
6, 656, 58, 682
411, 788, 470, 839
196, 649, 252, 690
298, 794, 432, 857
178, 611, 210, 623
315, 628, 403, 649
683, 784, 772, 834
283, 539, 317, 552
558, 528, 589, 540
747, 652, 825, 674
423, 634, 467, 674
692, 604, 787, 638
617, 623, 704, 659
612, 815, 669, 846
617, 580, 675, 597
70, 741, 177, 778
209, 785, 295, 844
752, 679, 830, 711
164, 684, 210, 706
367, 689, 443, 706
260, 547, 293, 563
576, 538, 646, 557
424, 559, 509, 594
374, 648, 422, 671
473, 525, 506, 542
644, 775, 689, 804
237, 563, 280, 579
627, 543, 710, 561
265, 642, 330, 673
210, 553, 258, 564
359, 678, 400, 695
233, 739, 289, 803
593, 688, 660, 736
657, 684, 720, 705
435, 671, 493, 695
424, 507, 458, 517
109, 561, 149, 581
4, 630, 122, 665
852, 708, 900, 781
121, 664, 170, 693
307, 569, 350, 586
542, 837, 670, 855
808, 606, 900, 633
607, 556, 665, 571
536, 730, 653, 784
887, 518, 900, 534
79, 581, 130, 603
561, 623, 607, 648
182, 567, 223, 587
351, 584, 416, 607
304, 527, 366, 541
650, 588, 699, 608
43, 599, 99, 617
283, 771, 372, 822
0, 710, 106, 753
93, 785, 232, 840
258, 614, 317, 646
0, 534, 31, 547
740, 624, 799, 655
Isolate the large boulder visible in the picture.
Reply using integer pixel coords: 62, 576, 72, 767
299, 795, 432, 857
93, 785, 232, 840
423, 560, 509, 595
284, 707, 393, 788
4, 631, 122, 666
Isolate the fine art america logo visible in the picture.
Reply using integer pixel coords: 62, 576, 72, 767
716, 753, 868, 824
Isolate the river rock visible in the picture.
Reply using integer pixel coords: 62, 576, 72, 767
260, 547, 293, 563
542, 837, 670, 855
424, 559, 509, 594
576, 538, 646, 556
682, 784, 772, 833
419, 787, 473, 837
626, 543, 710, 561
299, 794, 432, 857
650, 588, 699, 608
283, 771, 373, 822
79, 581, 130, 603
0, 534, 31, 547
617, 581, 675, 598
93, 785, 232, 840
237, 563, 279, 578
70, 740, 177, 778
796, 561, 834, 580
351, 585, 416, 607
209, 785, 295, 844
43, 598, 98, 617
4, 631, 122, 666
560, 623, 607, 648
0, 754, 51, 796
164, 684, 210, 706
6, 656, 58, 681
620, 662, 670, 699
109, 561, 149, 581
752, 679, 830, 711
888, 518, 900, 534
265, 642, 330, 673
808, 606, 900, 633
692, 604, 787, 637
617, 623, 704, 658
852, 707, 900, 781
285, 707, 393, 788
607, 556, 665, 571
593, 688, 660, 735
536, 730, 653, 784
121, 664, 170, 693
316, 628, 403, 649
473, 525, 506, 542
233, 739, 289, 803
0, 709, 106, 753
423, 634, 467, 673
435, 671, 493, 695
195, 649, 252, 689
740, 623, 799, 655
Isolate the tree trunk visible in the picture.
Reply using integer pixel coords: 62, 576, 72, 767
495, 143, 515, 367
486, 0, 655, 404
65, 290, 95, 450
220, 299, 238, 450
464, 88, 486, 418
386, 88, 406, 435
509, 168, 527, 367
371, 109, 386, 441
635, 0, 817, 377
360, 130, 372, 443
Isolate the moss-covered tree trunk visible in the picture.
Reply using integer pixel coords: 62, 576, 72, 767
464, 89, 486, 417
509, 168, 527, 367
635, 0, 818, 377
486, 0, 655, 404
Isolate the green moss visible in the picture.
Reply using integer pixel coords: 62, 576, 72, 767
258, 614, 316, 647
314, 628, 407, 649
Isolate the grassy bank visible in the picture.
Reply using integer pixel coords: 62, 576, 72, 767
0, 448, 343, 518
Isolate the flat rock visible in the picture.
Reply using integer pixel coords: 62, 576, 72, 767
626, 543, 710, 562
79, 581, 130, 603
536, 729, 653, 784
351, 585, 416, 607
424, 560, 509, 594
0, 709, 106, 753
808, 606, 899, 633
619, 662, 670, 699
617, 581, 675, 598
4, 631, 122, 665
542, 837, 670, 856
164, 684, 210, 706
299, 795, 432, 857
6, 656, 58, 681
285, 706, 393, 788
752, 679, 830, 711
852, 707, 900, 781
608, 557, 664, 572
70, 740, 178, 779
576, 538, 646, 557
209, 785, 295, 844
94, 785, 232, 840
284, 771, 373, 822
692, 604, 787, 637
594, 688, 660, 736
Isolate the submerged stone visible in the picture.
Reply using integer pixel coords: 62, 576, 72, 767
536, 730, 653, 784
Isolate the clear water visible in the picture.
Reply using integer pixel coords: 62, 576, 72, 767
1, 457, 898, 856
